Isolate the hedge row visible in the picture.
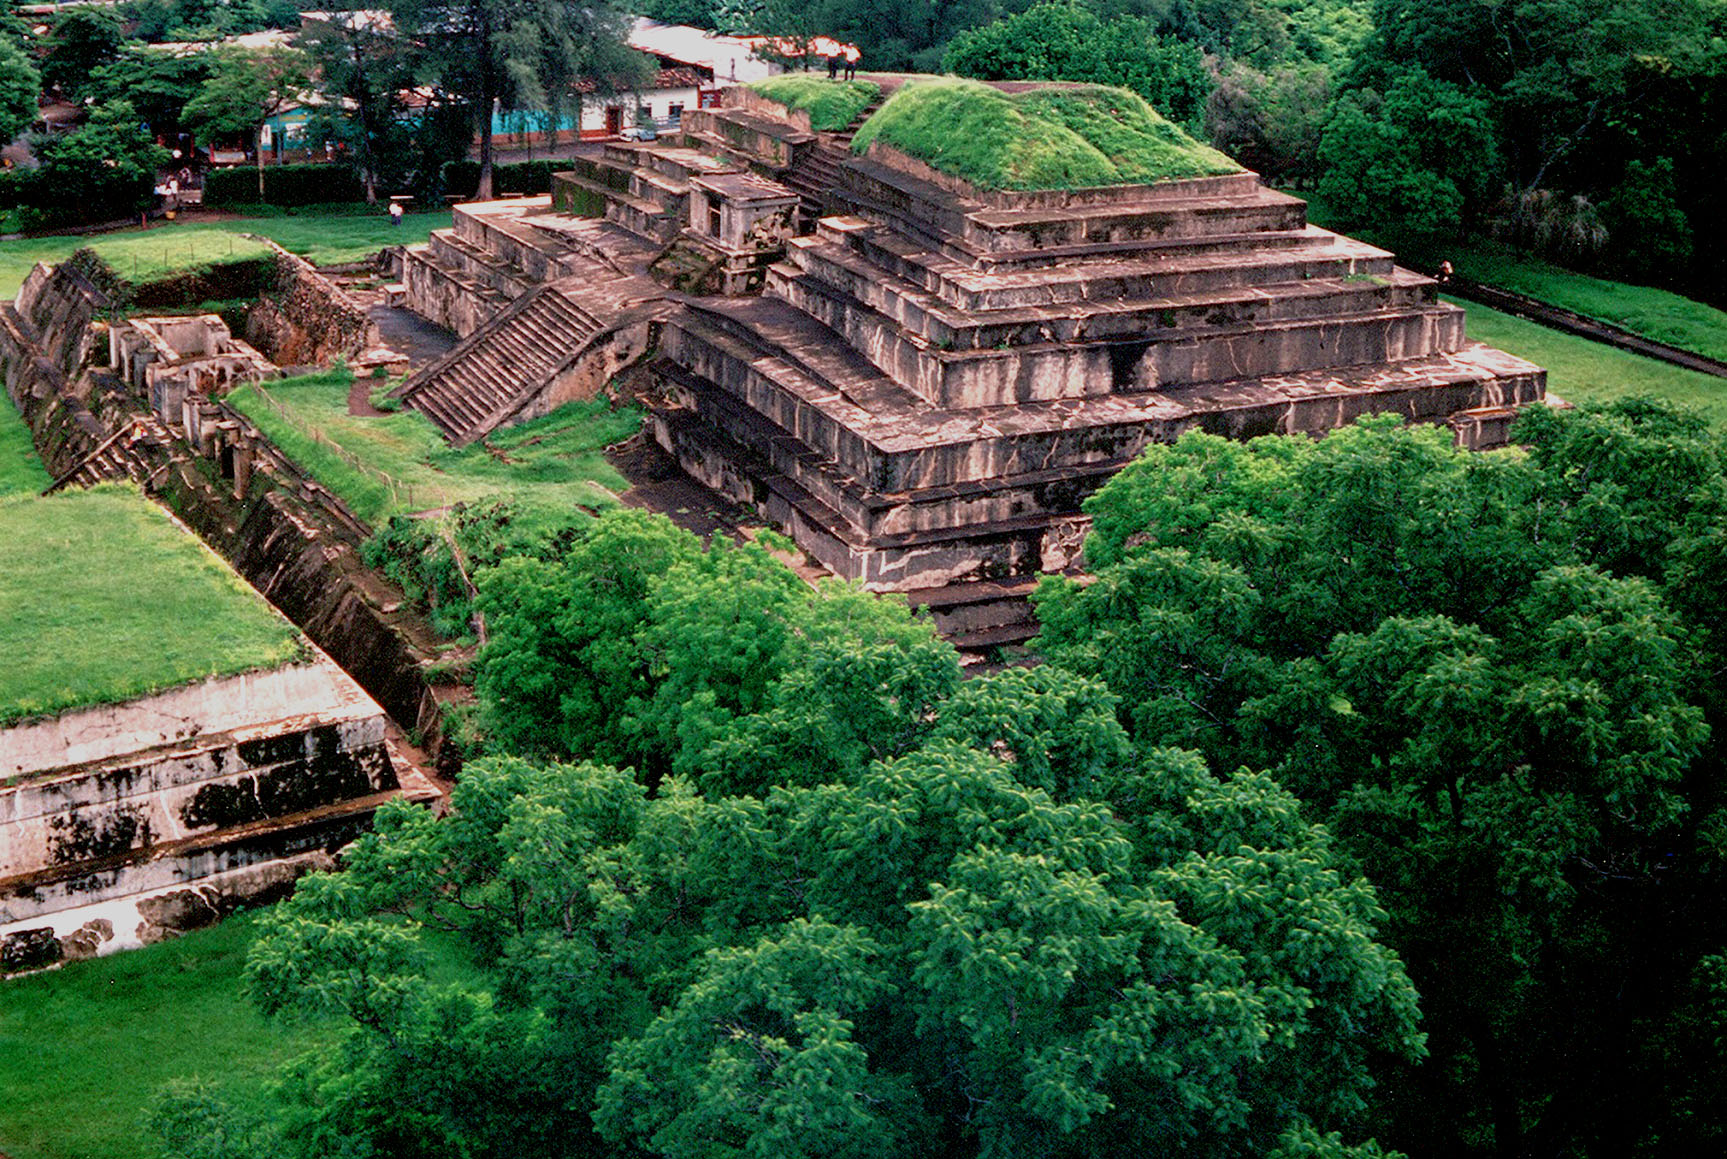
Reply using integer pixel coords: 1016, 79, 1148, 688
203, 164, 365, 208
439, 159, 562, 197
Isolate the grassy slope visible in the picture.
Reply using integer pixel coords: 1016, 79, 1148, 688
0, 487, 303, 724
0, 398, 48, 496
1300, 190, 1727, 365
0, 912, 326, 1159
750, 76, 881, 131
850, 79, 1238, 190
224, 367, 640, 525
1454, 297, 1727, 425
0, 205, 453, 297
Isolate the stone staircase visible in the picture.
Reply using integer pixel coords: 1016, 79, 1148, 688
394, 284, 601, 444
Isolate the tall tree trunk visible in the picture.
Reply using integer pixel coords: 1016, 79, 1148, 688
475, 18, 495, 201
256, 123, 266, 199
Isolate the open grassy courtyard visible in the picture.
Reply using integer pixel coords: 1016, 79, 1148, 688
0, 204, 453, 298
0, 486, 303, 725
224, 366, 640, 526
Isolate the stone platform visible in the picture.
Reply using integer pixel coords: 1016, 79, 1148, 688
392, 82, 1545, 641
0, 649, 401, 969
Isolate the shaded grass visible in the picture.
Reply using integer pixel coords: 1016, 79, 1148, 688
850, 79, 1238, 190
0, 487, 303, 724
0, 205, 453, 297
1453, 296, 1727, 426
0, 395, 47, 496
750, 76, 880, 131
0, 229, 273, 299
1300, 191, 1727, 364
224, 366, 640, 525
0, 911, 326, 1159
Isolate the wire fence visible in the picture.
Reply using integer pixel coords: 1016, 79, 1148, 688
244, 381, 448, 513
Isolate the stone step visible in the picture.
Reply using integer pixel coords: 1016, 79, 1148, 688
775, 264, 1467, 408
665, 298, 1543, 495
784, 233, 1429, 349
816, 218, 1394, 308
832, 159, 1301, 257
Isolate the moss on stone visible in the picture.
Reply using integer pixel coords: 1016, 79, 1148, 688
848, 79, 1240, 191
749, 76, 880, 132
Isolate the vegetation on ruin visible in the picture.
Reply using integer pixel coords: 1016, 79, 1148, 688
0, 207, 453, 298
1454, 300, 1727, 426
748, 76, 880, 132
0, 400, 48, 496
1034, 403, 1727, 1158
223, 366, 638, 527
152, 513, 1423, 1158
848, 80, 1238, 190
0, 487, 304, 725
942, 1, 1211, 128
0, 913, 328, 1159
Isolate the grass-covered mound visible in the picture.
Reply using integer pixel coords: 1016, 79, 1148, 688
749, 76, 880, 132
0, 486, 303, 725
848, 78, 1239, 190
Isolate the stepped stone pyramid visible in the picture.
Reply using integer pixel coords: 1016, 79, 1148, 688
395, 81, 1544, 641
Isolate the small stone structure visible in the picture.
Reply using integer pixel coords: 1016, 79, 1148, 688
0, 262, 443, 972
0, 649, 398, 970
391, 81, 1547, 643
111, 313, 276, 427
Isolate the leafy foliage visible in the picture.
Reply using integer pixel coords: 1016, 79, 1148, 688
942, 2, 1211, 129
190, 666, 1419, 1158
1035, 404, 1727, 1157
0, 36, 39, 147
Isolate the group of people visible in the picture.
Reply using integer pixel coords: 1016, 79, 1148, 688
826, 47, 861, 80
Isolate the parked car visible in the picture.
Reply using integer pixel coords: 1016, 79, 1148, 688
619, 124, 659, 142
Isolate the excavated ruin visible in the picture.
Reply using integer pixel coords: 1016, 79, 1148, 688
394, 79, 1546, 644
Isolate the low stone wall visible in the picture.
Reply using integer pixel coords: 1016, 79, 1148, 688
0, 653, 393, 954
245, 242, 381, 365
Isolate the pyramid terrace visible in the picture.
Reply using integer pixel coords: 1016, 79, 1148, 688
391, 78, 1546, 642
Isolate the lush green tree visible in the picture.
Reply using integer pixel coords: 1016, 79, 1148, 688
942, 1, 1211, 128
385, 0, 647, 199
40, 8, 128, 101
298, 11, 410, 203
1601, 157, 1694, 283
174, 721, 1418, 1157
0, 37, 38, 147
1034, 404, 1727, 1159
1206, 62, 1330, 186
182, 46, 310, 199
1316, 65, 1499, 234
20, 100, 170, 223
90, 47, 214, 141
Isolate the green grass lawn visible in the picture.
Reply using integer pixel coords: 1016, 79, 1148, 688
850, 79, 1238, 190
224, 366, 640, 526
0, 487, 303, 725
0, 397, 48, 496
0, 205, 453, 298
1454, 296, 1727, 426
751, 76, 880, 131
0, 911, 328, 1159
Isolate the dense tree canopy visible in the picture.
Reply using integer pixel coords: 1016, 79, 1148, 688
1035, 403, 1727, 1158
942, 2, 1211, 128
155, 513, 1423, 1158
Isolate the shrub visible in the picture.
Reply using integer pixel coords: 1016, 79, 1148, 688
203, 163, 365, 207
439, 159, 563, 198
